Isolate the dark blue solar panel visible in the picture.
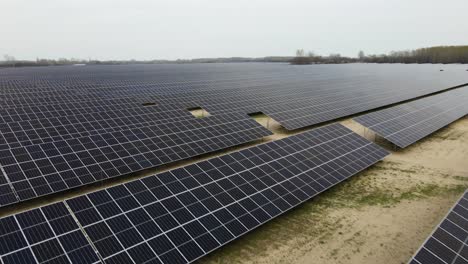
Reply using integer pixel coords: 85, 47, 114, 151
0, 202, 100, 264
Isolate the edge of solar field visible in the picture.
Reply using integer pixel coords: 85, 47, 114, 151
408, 189, 468, 264
0, 124, 390, 264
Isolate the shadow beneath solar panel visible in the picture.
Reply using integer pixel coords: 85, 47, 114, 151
341, 119, 401, 151
248, 112, 375, 143
188, 106, 211, 118
342, 117, 468, 153
390, 116, 468, 154
365, 132, 399, 151
248, 112, 286, 132
338, 83, 468, 133
247, 112, 303, 141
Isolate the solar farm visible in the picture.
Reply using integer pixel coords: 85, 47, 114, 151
0, 63, 467, 264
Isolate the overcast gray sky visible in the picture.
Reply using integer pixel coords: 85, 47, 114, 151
2, 0, 468, 60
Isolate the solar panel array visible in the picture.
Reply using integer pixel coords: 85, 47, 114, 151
354, 87, 468, 148
0, 113, 271, 207
0, 124, 390, 264
0, 63, 465, 206
147, 64, 468, 130
1, 64, 467, 131
409, 190, 468, 264
0, 62, 466, 264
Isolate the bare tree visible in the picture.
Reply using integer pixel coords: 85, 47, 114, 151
295, 49, 305, 57
3, 54, 16, 62
3, 54, 16, 67
291, 49, 313, 65
328, 53, 342, 63
358, 50, 365, 61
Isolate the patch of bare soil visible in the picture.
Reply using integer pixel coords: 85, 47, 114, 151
198, 117, 468, 264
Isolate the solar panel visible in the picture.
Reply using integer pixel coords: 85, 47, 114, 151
409, 190, 468, 264
0, 202, 100, 264
354, 88, 468, 148
0, 123, 389, 263
0, 97, 184, 124
0, 113, 271, 207
0, 107, 192, 149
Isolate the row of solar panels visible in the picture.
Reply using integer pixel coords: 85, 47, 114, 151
355, 87, 468, 148
0, 114, 272, 207
0, 124, 390, 264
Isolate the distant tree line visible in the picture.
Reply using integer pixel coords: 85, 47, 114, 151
291, 46, 468, 65
360, 46, 468, 64
0, 56, 179, 68
0, 55, 293, 68
290, 49, 357, 65
2, 46, 467, 68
